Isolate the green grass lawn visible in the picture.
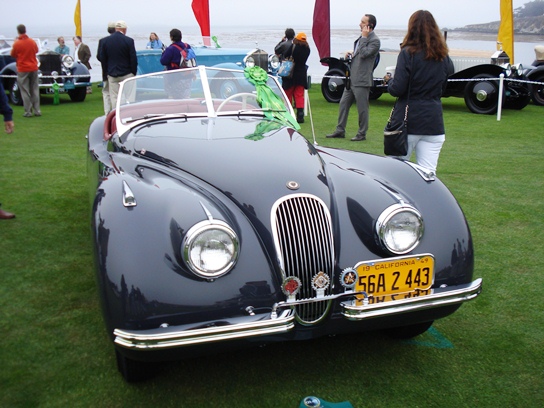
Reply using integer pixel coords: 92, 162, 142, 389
1, 84, 542, 407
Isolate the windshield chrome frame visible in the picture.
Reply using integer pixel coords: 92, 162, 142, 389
115, 66, 291, 136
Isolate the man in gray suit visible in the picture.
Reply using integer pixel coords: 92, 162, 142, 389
327, 14, 380, 141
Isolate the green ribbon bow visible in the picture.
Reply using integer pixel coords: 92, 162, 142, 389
243, 66, 300, 131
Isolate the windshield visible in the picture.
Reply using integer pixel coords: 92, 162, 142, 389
116, 66, 296, 135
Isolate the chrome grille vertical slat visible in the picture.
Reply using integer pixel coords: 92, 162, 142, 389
271, 194, 335, 324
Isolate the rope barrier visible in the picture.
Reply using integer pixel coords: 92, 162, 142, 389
318, 73, 544, 86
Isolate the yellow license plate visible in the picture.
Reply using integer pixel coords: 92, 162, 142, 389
355, 255, 434, 299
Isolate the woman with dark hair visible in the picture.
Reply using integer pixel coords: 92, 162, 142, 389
281, 32, 311, 123
386, 10, 454, 173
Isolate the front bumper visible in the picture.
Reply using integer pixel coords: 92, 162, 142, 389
113, 278, 482, 350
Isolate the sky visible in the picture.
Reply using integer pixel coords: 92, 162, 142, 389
0, 0, 531, 37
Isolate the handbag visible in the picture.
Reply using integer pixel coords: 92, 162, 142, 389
384, 103, 409, 156
278, 45, 295, 78
383, 55, 412, 156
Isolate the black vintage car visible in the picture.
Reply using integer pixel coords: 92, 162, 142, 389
524, 56, 544, 106
1, 50, 91, 105
87, 66, 482, 382
321, 51, 531, 114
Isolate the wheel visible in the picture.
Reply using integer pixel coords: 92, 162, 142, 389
321, 68, 346, 103
115, 350, 157, 382
212, 73, 239, 99
463, 74, 501, 114
68, 87, 87, 102
530, 73, 544, 106
216, 92, 258, 111
9, 79, 23, 106
382, 321, 434, 339
503, 80, 530, 110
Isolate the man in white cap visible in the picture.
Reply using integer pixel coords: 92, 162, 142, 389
100, 20, 137, 109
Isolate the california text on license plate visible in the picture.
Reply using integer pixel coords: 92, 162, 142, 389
355, 255, 434, 304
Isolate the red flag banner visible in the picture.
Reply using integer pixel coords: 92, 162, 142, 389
312, 0, 330, 62
192, 0, 211, 46
498, 0, 514, 63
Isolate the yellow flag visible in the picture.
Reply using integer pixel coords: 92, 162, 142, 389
74, 0, 82, 37
498, 0, 514, 63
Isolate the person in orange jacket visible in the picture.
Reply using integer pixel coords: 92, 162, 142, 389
10, 24, 40, 117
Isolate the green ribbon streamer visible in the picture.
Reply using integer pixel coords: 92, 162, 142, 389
52, 82, 60, 105
244, 120, 284, 141
212, 36, 221, 48
243, 66, 300, 130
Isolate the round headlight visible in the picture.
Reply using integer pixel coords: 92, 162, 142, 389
62, 55, 74, 69
245, 56, 255, 68
269, 54, 280, 70
376, 204, 424, 255
183, 220, 239, 279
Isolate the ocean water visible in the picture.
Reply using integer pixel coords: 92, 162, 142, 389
30, 26, 544, 82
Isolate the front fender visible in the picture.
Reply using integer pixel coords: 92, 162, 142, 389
91, 164, 283, 336
70, 62, 91, 84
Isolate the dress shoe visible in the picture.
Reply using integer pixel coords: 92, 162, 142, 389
0, 209, 15, 219
326, 132, 345, 138
351, 135, 367, 141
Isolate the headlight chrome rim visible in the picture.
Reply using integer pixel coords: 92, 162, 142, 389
244, 55, 255, 68
269, 54, 280, 70
376, 204, 424, 255
183, 220, 239, 279
62, 54, 74, 69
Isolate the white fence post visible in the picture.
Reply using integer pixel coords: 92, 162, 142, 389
497, 74, 504, 121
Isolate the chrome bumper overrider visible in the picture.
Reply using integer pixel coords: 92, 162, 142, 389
341, 278, 482, 320
114, 279, 482, 350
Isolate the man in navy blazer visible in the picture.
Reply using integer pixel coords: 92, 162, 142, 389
100, 20, 137, 109
96, 22, 116, 114
327, 14, 380, 141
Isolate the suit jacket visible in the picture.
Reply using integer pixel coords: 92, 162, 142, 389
97, 35, 110, 81
101, 31, 138, 77
349, 31, 380, 87
77, 43, 92, 69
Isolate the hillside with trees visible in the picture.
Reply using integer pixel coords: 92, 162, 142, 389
452, 0, 544, 34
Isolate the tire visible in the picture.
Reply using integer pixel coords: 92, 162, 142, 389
115, 350, 157, 382
9, 79, 23, 106
212, 73, 239, 99
503, 80, 530, 110
68, 87, 87, 102
382, 321, 434, 339
464, 74, 501, 114
530, 73, 544, 106
321, 68, 346, 103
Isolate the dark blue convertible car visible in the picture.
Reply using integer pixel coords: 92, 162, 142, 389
87, 66, 482, 382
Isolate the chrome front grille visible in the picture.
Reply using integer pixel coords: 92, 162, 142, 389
271, 194, 335, 324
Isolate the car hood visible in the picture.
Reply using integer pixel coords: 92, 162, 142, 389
128, 117, 400, 224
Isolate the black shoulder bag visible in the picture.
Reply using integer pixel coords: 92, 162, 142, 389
383, 56, 412, 156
